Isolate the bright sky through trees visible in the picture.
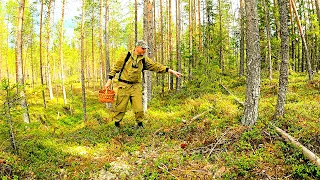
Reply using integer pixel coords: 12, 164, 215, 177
2, 0, 240, 38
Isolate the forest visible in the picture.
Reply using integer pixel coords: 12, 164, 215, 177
0, 0, 320, 179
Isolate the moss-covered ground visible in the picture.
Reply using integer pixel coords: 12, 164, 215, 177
1, 71, 320, 179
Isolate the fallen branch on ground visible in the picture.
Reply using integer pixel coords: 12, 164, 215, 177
219, 84, 244, 107
271, 123, 320, 167
180, 107, 213, 131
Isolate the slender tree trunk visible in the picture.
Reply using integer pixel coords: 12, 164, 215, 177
240, 0, 245, 76
188, 0, 193, 80
17, 0, 30, 123
273, 0, 281, 70
143, 0, 154, 112
99, 0, 104, 89
31, 28, 35, 88
135, 0, 138, 43
218, 0, 224, 73
46, 0, 54, 100
105, 0, 112, 108
316, 0, 320, 24
289, 1, 296, 71
176, 0, 182, 90
290, 0, 313, 80
5, 81, 18, 153
263, 0, 273, 80
60, 0, 67, 105
40, 0, 46, 108
242, 0, 261, 126
154, 0, 159, 87
81, 0, 87, 122
160, 0, 165, 95
91, 2, 96, 90
192, 0, 197, 67
168, 0, 173, 90
105, 0, 110, 80
6, 22, 9, 80
275, 0, 289, 118
198, 0, 202, 54
0, 35, 2, 80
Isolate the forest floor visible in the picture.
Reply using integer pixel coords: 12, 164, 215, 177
1, 71, 320, 179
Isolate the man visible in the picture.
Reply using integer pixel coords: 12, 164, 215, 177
104, 40, 182, 128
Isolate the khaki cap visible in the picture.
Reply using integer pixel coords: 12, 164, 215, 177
136, 40, 148, 49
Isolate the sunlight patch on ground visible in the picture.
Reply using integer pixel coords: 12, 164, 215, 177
65, 146, 89, 156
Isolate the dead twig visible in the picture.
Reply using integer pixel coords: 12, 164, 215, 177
153, 127, 163, 136
173, 168, 212, 175
207, 130, 229, 158
158, 163, 180, 180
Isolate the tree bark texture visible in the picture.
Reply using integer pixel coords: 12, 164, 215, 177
143, 0, 154, 112
273, 124, 320, 166
262, 0, 273, 80
60, 0, 67, 105
275, 0, 289, 118
160, 0, 165, 95
218, 0, 224, 73
169, 0, 173, 90
242, 0, 261, 126
316, 0, 320, 25
40, 0, 46, 108
240, 0, 245, 77
17, 0, 30, 123
81, 0, 87, 122
176, 0, 182, 90
46, 0, 54, 100
99, 0, 104, 89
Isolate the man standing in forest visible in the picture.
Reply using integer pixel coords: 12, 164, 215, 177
104, 40, 182, 128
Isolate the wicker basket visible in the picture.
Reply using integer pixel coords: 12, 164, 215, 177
98, 89, 115, 103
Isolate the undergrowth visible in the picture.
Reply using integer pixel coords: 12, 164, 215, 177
1, 71, 319, 179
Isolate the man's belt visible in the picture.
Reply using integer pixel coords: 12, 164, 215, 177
118, 79, 137, 84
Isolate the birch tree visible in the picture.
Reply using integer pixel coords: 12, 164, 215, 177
242, 0, 261, 126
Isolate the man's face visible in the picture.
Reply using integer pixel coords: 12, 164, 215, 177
136, 46, 147, 55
